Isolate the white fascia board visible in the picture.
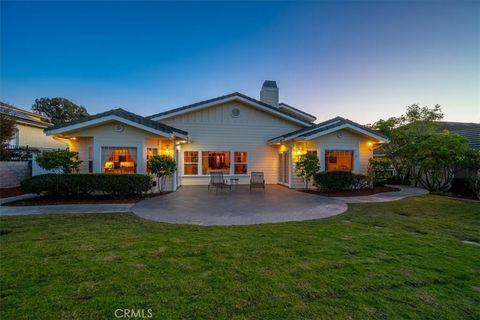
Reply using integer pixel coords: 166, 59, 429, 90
303, 123, 389, 142
151, 95, 312, 126
45, 115, 185, 139
267, 120, 343, 144
279, 104, 316, 122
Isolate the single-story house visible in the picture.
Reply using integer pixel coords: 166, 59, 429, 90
44, 81, 389, 190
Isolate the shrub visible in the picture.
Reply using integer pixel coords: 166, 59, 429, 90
35, 150, 82, 173
386, 175, 410, 185
314, 171, 351, 191
147, 155, 177, 191
21, 174, 152, 198
295, 153, 320, 189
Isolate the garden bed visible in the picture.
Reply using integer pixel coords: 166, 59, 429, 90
0, 187, 25, 199
2, 192, 170, 206
301, 185, 399, 197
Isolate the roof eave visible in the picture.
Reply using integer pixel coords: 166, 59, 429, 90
149, 93, 313, 127
45, 114, 186, 139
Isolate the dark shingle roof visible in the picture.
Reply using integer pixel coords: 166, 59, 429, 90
146, 92, 313, 125
45, 108, 188, 136
269, 116, 389, 142
437, 121, 480, 149
278, 102, 316, 121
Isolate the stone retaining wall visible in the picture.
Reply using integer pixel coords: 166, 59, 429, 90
0, 161, 31, 188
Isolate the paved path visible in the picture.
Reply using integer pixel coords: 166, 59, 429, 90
132, 185, 348, 225
333, 185, 429, 203
0, 203, 133, 216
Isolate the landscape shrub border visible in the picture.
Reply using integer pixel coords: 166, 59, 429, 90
313, 171, 368, 192
21, 174, 152, 198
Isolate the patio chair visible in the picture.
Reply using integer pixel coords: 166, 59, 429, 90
250, 172, 265, 191
208, 171, 231, 193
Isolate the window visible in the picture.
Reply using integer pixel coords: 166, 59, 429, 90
88, 146, 93, 173
307, 150, 317, 156
234, 152, 247, 174
102, 147, 137, 174
184, 151, 198, 175
325, 150, 353, 171
146, 148, 158, 160
202, 151, 230, 175
9, 128, 19, 146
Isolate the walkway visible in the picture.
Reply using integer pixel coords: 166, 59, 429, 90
132, 185, 348, 225
333, 185, 429, 203
0, 201, 133, 216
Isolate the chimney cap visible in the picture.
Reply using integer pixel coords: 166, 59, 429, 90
262, 80, 277, 88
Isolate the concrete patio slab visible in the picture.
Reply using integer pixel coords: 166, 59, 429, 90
132, 185, 348, 226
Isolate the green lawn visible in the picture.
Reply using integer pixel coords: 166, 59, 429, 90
1, 196, 479, 319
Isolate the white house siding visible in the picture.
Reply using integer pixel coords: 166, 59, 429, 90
16, 123, 67, 149
159, 101, 304, 185
290, 129, 374, 189
65, 122, 176, 190
69, 137, 93, 173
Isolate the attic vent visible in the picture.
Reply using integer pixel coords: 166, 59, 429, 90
115, 124, 125, 132
231, 107, 240, 117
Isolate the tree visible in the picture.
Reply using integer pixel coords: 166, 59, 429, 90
147, 155, 177, 192
36, 150, 82, 173
295, 153, 320, 189
0, 109, 17, 160
459, 149, 480, 200
412, 132, 469, 192
31, 97, 89, 125
368, 104, 444, 184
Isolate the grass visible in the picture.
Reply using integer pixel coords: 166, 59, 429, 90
1, 195, 479, 319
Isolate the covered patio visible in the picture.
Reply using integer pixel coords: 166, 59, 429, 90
132, 185, 347, 225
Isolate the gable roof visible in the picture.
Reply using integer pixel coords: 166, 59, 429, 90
278, 103, 317, 122
147, 92, 314, 126
0, 102, 53, 128
437, 121, 480, 149
45, 108, 188, 139
268, 116, 389, 143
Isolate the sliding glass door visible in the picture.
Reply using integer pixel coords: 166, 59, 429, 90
278, 152, 289, 184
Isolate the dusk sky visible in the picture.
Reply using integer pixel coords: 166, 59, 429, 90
1, 1, 478, 124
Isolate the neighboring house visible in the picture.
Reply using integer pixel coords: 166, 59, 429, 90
44, 81, 389, 190
437, 121, 480, 150
0, 102, 67, 150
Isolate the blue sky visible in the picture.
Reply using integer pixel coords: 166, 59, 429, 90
1, 1, 478, 123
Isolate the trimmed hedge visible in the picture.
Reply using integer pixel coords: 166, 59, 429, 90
21, 174, 152, 198
313, 171, 367, 192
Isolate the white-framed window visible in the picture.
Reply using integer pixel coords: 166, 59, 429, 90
325, 150, 353, 171
102, 147, 137, 174
184, 151, 198, 175
202, 151, 230, 175
146, 148, 158, 160
234, 152, 248, 174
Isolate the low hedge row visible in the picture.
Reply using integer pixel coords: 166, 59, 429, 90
313, 171, 368, 192
21, 174, 152, 198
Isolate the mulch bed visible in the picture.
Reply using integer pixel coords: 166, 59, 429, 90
2, 192, 171, 207
301, 186, 400, 197
0, 187, 25, 199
